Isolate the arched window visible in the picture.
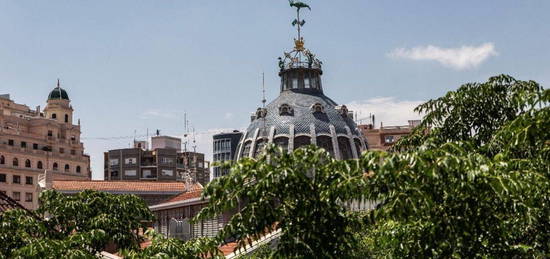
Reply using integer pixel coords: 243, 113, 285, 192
37, 161, 43, 169
65, 164, 70, 172
273, 137, 289, 153
13, 158, 19, 167
51, 113, 57, 119
0, 155, 4, 164
241, 141, 252, 158
76, 166, 81, 173
64, 114, 69, 123
253, 139, 266, 158
25, 159, 31, 168
317, 136, 334, 157
338, 136, 353, 160
53, 162, 58, 171
294, 136, 311, 150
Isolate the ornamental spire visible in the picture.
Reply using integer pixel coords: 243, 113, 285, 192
289, 0, 310, 51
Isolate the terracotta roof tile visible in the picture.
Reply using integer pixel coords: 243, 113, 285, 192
52, 180, 188, 193
162, 184, 204, 203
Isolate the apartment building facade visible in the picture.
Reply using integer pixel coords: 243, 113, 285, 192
0, 85, 91, 210
104, 136, 210, 186
212, 130, 243, 179
358, 120, 420, 151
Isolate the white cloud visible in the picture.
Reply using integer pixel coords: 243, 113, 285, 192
388, 43, 497, 70
346, 97, 424, 127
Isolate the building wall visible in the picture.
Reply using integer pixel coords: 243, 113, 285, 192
212, 131, 243, 179
104, 148, 210, 186
0, 94, 90, 210
358, 120, 420, 151
152, 201, 232, 241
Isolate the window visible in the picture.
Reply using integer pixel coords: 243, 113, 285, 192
25, 159, 31, 168
125, 157, 137, 165
336, 105, 349, 117
37, 161, 43, 169
338, 136, 353, 160
242, 141, 252, 158
25, 193, 33, 202
294, 136, 311, 150
109, 159, 119, 166
384, 135, 395, 144
279, 103, 294, 116
274, 137, 289, 153
76, 166, 81, 173
33, 143, 38, 150
13, 175, 21, 184
311, 103, 325, 113
317, 136, 334, 157
8, 139, 14, 146
0, 174, 6, 183
26, 176, 33, 185
59, 148, 64, 154
64, 164, 70, 172
13, 192, 20, 201
111, 170, 119, 177
53, 162, 58, 171
125, 170, 137, 176
51, 113, 57, 119
64, 114, 69, 123
0, 155, 4, 164
70, 150, 76, 155
161, 169, 174, 176
47, 130, 53, 137
253, 139, 266, 158
21, 141, 27, 148
160, 157, 173, 164
13, 158, 18, 167
142, 170, 155, 179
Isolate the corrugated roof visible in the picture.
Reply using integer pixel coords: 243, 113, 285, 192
52, 180, 188, 193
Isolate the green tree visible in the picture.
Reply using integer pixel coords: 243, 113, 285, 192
0, 190, 155, 258
393, 74, 545, 151
196, 145, 366, 258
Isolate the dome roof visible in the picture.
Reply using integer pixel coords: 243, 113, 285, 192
48, 86, 70, 101
245, 90, 359, 138
238, 88, 366, 160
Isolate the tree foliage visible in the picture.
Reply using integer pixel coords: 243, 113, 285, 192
196, 74, 549, 258
393, 74, 545, 151
196, 145, 366, 258
0, 190, 154, 258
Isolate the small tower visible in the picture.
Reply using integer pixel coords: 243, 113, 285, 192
43, 79, 74, 124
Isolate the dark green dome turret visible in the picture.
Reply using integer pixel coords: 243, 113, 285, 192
48, 79, 70, 101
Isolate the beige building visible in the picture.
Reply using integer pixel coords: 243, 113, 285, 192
358, 120, 420, 151
0, 83, 90, 210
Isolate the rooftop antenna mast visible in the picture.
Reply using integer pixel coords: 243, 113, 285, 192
261, 72, 267, 135
192, 127, 197, 153
183, 112, 188, 152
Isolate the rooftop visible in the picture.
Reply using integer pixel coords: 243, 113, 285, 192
52, 180, 188, 193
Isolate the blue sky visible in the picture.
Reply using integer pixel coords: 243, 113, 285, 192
1, 0, 548, 179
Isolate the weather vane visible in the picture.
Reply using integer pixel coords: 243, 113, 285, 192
289, 0, 310, 51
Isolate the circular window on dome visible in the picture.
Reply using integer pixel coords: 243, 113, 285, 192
279, 104, 294, 116
311, 103, 325, 114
